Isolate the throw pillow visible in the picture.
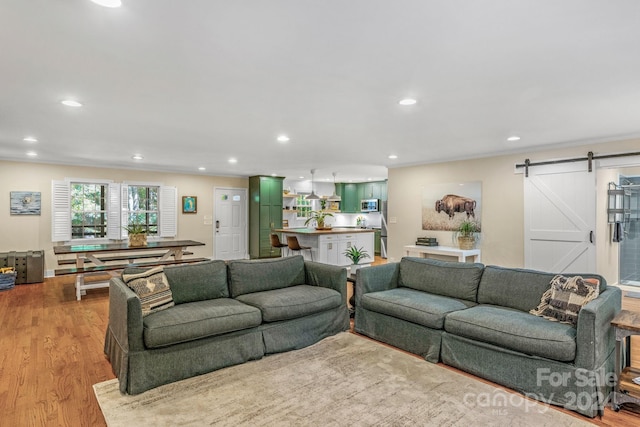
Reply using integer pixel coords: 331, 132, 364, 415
529, 275, 600, 326
122, 266, 174, 316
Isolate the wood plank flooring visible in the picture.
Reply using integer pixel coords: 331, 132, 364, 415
1, 267, 639, 426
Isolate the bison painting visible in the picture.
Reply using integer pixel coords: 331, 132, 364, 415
435, 194, 476, 219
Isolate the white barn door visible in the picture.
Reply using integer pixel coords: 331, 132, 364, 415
214, 188, 247, 260
524, 163, 596, 273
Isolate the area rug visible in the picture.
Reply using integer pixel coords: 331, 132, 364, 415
94, 333, 591, 426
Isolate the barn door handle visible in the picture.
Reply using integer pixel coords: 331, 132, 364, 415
589, 230, 594, 243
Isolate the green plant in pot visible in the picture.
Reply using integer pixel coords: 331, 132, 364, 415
343, 245, 370, 265
453, 219, 480, 250
343, 245, 370, 276
304, 210, 334, 229
124, 219, 148, 247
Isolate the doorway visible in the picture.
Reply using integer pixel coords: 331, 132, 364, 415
618, 175, 640, 286
214, 187, 247, 260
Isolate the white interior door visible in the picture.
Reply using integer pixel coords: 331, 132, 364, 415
214, 188, 247, 260
524, 163, 596, 273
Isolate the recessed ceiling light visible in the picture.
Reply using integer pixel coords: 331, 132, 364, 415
388, 154, 398, 159
26, 151, 37, 157
198, 167, 206, 171
90, 0, 122, 7
23, 136, 38, 143
399, 98, 417, 106
61, 99, 83, 107
277, 135, 290, 143
507, 136, 521, 142
228, 158, 238, 164
132, 154, 143, 160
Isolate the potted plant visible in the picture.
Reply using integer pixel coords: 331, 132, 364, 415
453, 219, 480, 250
304, 210, 334, 229
343, 245, 371, 275
124, 220, 147, 247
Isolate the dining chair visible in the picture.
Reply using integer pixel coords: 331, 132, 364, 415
286, 235, 313, 261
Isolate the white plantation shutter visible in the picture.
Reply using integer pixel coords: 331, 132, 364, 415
159, 186, 177, 237
51, 180, 71, 242
121, 184, 130, 238
107, 183, 122, 240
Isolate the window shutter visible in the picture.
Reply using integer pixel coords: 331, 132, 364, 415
121, 184, 130, 238
107, 183, 122, 240
159, 186, 177, 237
51, 180, 71, 242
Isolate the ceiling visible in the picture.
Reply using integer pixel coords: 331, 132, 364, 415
2, 1, 640, 184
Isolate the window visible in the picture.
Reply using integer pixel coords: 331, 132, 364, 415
71, 183, 108, 239
296, 194, 311, 219
125, 185, 159, 236
52, 179, 177, 242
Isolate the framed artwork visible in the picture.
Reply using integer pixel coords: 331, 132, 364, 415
10, 191, 41, 215
182, 196, 197, 214
421, 181, 482, 231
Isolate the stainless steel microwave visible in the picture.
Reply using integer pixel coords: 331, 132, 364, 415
361, 199, 379, 212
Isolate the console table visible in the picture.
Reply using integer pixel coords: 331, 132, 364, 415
403, 245, 481, 263
54, 240, 206, 300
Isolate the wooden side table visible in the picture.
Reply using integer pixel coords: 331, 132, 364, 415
611, 310, 640, 411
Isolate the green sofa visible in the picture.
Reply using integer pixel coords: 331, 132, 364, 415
104, 255, 349, 394
354, 257, 621, 418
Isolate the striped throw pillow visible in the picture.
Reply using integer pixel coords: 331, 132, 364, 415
122, 266, 174, 316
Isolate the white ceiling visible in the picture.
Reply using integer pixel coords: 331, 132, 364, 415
2, 1, 640, 183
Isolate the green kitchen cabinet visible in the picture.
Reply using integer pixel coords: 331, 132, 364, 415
249, 175, 284, 258
339, 183, 359, 213
361, 181, 387, 200
337, 181, 387, 213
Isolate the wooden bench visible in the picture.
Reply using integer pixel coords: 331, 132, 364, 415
56, 251, 194, 265
54, 257, 209, 276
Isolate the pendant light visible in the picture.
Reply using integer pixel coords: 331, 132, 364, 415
327, 172, 341, 201
306, 169, 320, 200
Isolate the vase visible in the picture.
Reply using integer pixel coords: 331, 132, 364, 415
457, 236, 475, 250
129, 234, 147, 247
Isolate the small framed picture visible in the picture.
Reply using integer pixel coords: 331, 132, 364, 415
182, 196, 197, 214
10, 191, 41, 215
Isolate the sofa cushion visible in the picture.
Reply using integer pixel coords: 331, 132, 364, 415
444, 304, 577, 362
362, 288, 476, 329
235, 284, 341, 322
399, 257, 484, 302
477, 265, 606, 313
530, 275, 600, 326
122, 266, 174, 316
228, 256, 306, 298
142, 298, 262, 349
163, 260, 229, 304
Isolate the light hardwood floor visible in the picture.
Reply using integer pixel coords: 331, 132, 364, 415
1, 267, 639, 426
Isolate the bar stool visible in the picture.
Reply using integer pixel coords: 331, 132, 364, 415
286, 235, 313, 261
270, 233, 288, 256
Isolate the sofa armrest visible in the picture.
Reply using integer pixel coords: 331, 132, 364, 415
304, 260, 348, 301
356, 263, 399, 308
108, 277, 145, 352
574, 286, 622, 369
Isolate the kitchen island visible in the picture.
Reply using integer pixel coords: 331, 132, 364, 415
273, 227, 375, 266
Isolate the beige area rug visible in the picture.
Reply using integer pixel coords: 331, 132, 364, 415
94, 333, 592, 426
